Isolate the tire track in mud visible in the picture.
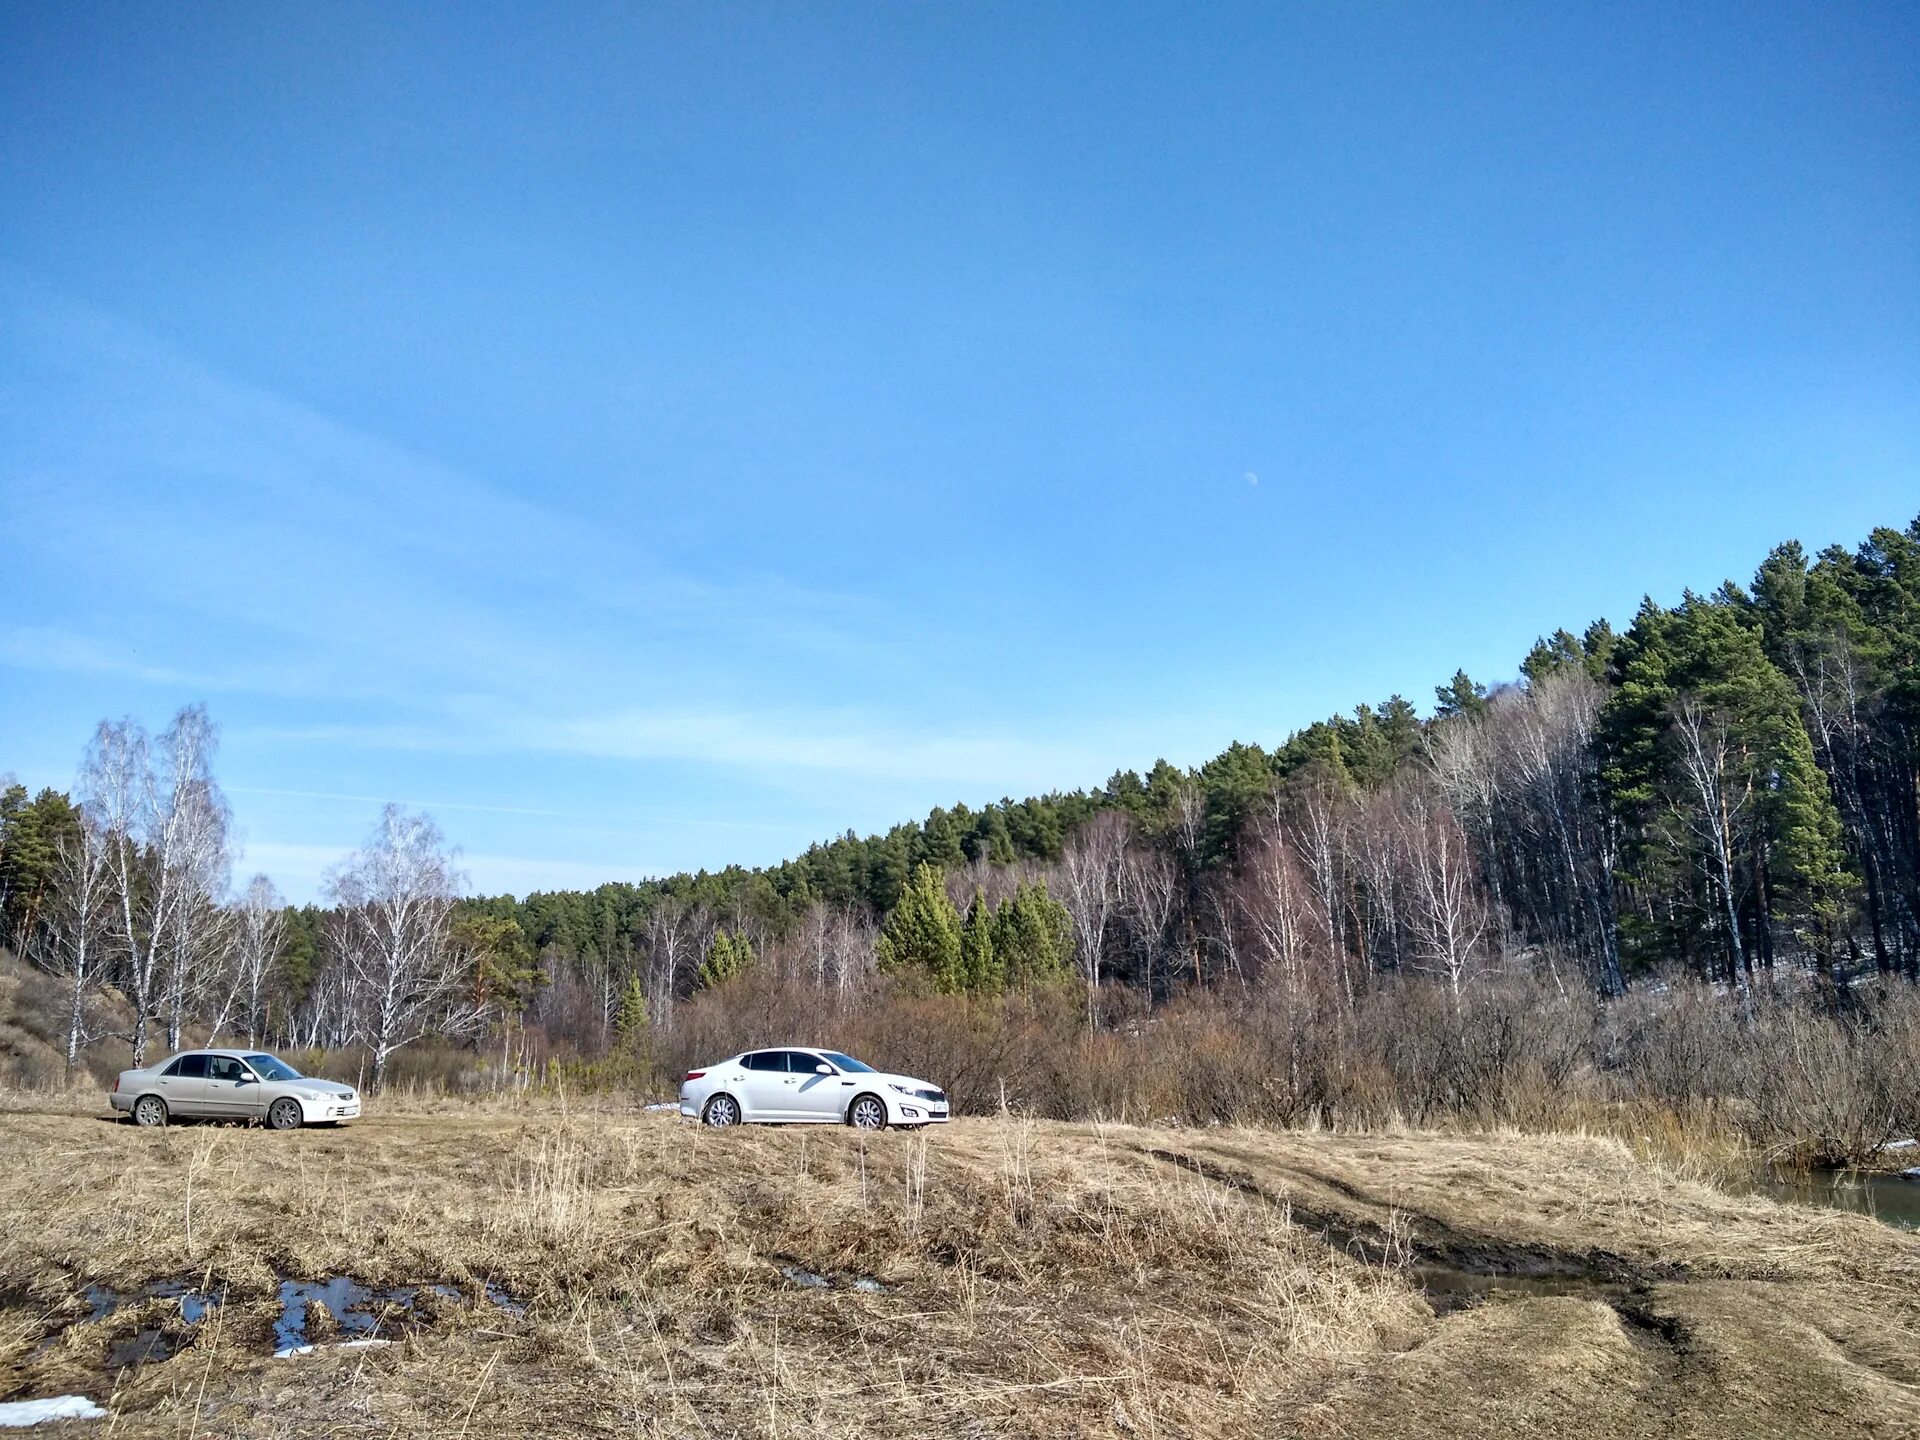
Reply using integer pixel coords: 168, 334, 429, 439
1141, 1145, 1696, 1366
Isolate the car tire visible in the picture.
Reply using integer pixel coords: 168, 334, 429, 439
267, 1098, 304, 1132
847, 1094, 888, 1131
702, 1093, 741, 1128
132, 1095, 168, 1128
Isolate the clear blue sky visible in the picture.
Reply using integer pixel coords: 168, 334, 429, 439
3, 3, 1915, 902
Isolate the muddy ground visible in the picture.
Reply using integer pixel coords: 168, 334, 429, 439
1, 1098, 1916, 1438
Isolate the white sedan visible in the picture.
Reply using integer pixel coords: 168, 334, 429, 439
679, 1047, 949, 1130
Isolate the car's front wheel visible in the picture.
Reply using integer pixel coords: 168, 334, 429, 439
847, 1094, 888, 1131
702, 1094, 741, 1128
266, 1098, 304, 1132
132, 1095, 168, 1128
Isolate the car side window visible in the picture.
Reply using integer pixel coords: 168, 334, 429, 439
741, 1052, 780, 1072
777, 1051, 822, 1073
208, 1056, 245, 1082
173, 1054, 209, 1079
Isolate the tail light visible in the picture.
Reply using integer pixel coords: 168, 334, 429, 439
112, 1077, 119, 1093
683, 1070, 706, 1082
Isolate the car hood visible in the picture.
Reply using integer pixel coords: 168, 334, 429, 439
289, 1079, 357, 1098
867, 1072, 944, 1097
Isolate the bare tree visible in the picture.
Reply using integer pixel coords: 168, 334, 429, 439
1395, 785, 1489, 1003
1058, 811, 1131, 1021
326, 805, 481, 1090
642, 896, 705, 1032
1119, 842, 1179, 1003
78, 706, 232, 1066
1505, 672, 1622, 994
1672, 696, 1754, 992
1240, 824, 1328, 995
36, 819, 113, 1077
232, 875, 287, 1044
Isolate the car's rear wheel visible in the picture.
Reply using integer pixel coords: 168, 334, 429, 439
132, 1095, 168, 1128
702, 1093, 741, 1128
847, 1094, 887, 1131
267, 1098, 304, 1131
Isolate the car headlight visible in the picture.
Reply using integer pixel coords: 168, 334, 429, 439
888, 1084, 912, 1095
300, 1090, 330, 1102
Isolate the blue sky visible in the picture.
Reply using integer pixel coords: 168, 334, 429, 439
2, 3, 1916, 902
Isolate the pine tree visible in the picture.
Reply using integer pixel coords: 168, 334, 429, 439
1599, 592, 1853, 979
614, 974, 650, 1057
1434, 668, 1491, 717
960, 888, 1000, 993
875, 864, 964, 992
1520, 633, 1585, 687
698, 929, 753, 989
995, 881, 1073, 991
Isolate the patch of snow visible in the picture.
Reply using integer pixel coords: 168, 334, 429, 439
1881, 1138, 1917, 1151
273, 1339, 392, 1360
1900, 1167, 1920, 1181
850, 1276, 886, 1294
0, 1396, 108, 1426
641, 1102, 678, 1113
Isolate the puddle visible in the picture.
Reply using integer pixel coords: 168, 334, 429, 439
481, 1281, 527, 1317
274, 1278, 385, 1350
272, 1276, 524, 1352
774, 1261, 889, 1294
38, 1280, 226, 1367
29, 1271, 526, 1372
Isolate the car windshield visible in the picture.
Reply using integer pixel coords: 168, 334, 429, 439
244, 1054, 302, 1081
819, 1051, 875, 1073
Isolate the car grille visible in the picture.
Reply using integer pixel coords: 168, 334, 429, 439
918, 1088, 946, 1105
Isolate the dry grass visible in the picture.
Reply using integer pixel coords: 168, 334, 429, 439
0, 1095, 1917, 1438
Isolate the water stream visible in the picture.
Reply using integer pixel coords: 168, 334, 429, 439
1740, 1168, 1920, 1229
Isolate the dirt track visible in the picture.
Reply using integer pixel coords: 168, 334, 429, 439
1, 1099, 1916, 1437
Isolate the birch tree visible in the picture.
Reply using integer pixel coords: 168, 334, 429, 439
37, 820, 113, 1077
1240, 825, 1328, 995
78, 706, 232, 1065
1671, 697, 1754, 991
1395, 786, 1489, 1004
1058, 811, 1130, 1021
233, 875, 287, 1044
326, 805, 480, 1090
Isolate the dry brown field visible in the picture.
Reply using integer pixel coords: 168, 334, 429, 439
2, 1092, 1917, 1438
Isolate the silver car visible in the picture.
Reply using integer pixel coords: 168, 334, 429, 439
110, 1049, 361, 1130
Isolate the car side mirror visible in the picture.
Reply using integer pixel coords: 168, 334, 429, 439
815, 1063, 832, 1074
236, 1074, 255, 1085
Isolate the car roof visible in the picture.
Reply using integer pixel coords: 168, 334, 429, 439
166, 1047, 265, 1060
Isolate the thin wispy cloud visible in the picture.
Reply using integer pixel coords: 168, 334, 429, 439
0, 279, 989, 787
2, 276, 1187, 900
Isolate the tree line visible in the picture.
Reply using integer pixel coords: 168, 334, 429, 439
3, 516, 1917, 1084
